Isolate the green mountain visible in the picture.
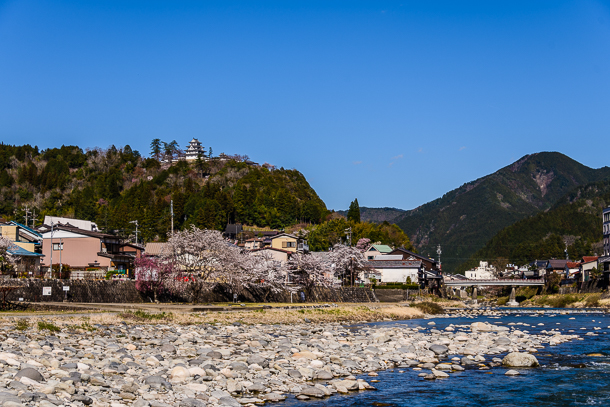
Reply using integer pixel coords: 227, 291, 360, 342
336, 207, 406, 224
393, 152, 610, 273
0, 143, 328, 242
459, 180, 610, 271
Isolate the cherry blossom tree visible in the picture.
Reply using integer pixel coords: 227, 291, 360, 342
134, 255, 176, 302
329, 244, 367, 286
0, 237, 16, 275
356, 238, 371, 252
286, 253, 334, 290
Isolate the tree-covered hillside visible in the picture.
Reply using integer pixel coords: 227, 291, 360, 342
394, 152, 610, 273
458, 180, 610, 272
336, 206, 406, 224
0, 143, 328, 242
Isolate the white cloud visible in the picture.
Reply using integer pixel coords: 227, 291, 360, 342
459, 146, 466, 151
353, 161, 362, 165
392, 154, 403, 160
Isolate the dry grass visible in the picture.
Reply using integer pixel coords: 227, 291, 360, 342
0, 304, 427, 327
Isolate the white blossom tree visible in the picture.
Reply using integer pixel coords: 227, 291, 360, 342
0, 237, 16, 275
329, 244, 367, 286
286, 252, 334, 290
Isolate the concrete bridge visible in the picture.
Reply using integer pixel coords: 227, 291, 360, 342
443, 278, 545, 306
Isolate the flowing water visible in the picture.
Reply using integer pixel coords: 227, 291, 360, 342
284, 309, 610, 407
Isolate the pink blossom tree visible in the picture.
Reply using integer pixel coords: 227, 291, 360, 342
356, 238, 371, 252
0, 237, 16, 275
134, 255, 176, 302
286, 253, 334, 290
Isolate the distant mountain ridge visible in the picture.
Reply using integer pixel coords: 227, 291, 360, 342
390, 152, 610, 273
335, 207, 406, 224
457, 179, 610, 272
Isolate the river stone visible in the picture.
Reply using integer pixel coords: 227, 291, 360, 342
505, 370, 520, 376
247, 355, 268, 368
461, 357, 477, 366
15, 368, 44, 382
471, 322, 494, 332
72, 394, 93, 405
502, 353, 539, 367
299, 386, 326, 398
159, 344, 176, 353
429, 345, 449, 355
179, 398, 206, 407
315, 370, 333, 380
495, 337, 512, 346
218, 396, 241, 407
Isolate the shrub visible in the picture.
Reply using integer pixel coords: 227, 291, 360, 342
14, 320, 29, 331
496, 296, 508, 306
410, 301, 444, 315
585, 294, 601, 308
38, 321, 60, 332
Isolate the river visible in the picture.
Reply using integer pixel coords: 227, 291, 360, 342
283, 309, 610, 407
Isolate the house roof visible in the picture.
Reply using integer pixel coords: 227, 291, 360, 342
7, 221, 42, 239
365, 260, 422, 269
566, 262, 581, 269
7, 245, 44, 257
42, 225, 115, 240
389, 247, 436, 263
582, 256, 599, 263
546, 259, 569, 269
366, 244, 393, 253
270, 233, 298, 240
144, 242, 168, 256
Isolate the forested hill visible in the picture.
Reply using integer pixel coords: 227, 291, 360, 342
0, 144, 328, 242
335, 207, 406, 223
393, 152, 610, 273
457, 179, 610, 272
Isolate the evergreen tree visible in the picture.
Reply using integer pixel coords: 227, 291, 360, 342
347, 199, 361, 223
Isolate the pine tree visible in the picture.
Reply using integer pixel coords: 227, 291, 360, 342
347, 199, 361, 223
150, 139, 162, 160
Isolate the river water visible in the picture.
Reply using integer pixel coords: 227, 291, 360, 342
284, 309, 610, 407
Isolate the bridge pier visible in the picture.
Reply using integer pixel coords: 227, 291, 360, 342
472, 287, 478, 304
507, 287, 519, 307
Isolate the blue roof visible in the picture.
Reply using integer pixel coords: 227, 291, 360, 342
7, 221, 42, 238
7, 245, 44, 257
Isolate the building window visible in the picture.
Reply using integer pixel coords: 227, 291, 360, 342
52, 243, 63, 251
282, 241, 296, 248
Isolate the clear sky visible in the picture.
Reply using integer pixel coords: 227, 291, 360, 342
1, 1, 609, 211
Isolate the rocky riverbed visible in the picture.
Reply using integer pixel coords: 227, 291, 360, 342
0, 311, 581, 407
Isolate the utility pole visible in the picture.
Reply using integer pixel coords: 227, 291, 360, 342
344, 227, 352, 246
437, 244, 442, 271
22, 205, 30, 226
31, 210, 38, 228
170, 200, 174, 236
49, 222, 54, 279
130, 220, 139, 245
59, 238, 63, 278
565, 243, 569, 260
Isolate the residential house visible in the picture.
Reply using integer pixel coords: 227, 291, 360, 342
250, 247, 292, 265
387, 247, 439, 271
41, 224, 142, 278
564, 261, 581, 280
546, 259, 569, 274
465, 261, 496, 280
244, 238, 265, 250
364, 259, 423, 284
600, 207, 610, 274
0, 221, 44, 277
143, 242, 168, 257
270, 233, 309, 253
363, 244, 393, 260
42, 216, 99, 232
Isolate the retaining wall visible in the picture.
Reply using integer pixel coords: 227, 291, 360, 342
2, 279, 377, 304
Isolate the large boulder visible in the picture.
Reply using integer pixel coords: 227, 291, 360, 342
15, 368, 44, 382
502, 352, 539, 367
429, 344, 449, 355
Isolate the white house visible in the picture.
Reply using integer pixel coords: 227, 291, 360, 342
363, 244, 393, 260
364, 259, 422, 283
465, 261, 496, 280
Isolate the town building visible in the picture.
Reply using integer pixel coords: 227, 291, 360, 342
270, 233, 309, 253
42, 216, 99, 232
41, 224, 142, 278
244, 237, 265, 250
364, 259, 423, 283
387, 247, 439, 271
363, 244, 393, 260
0, 221, 44, 277
465, 261, 496, 280
250, 247, 292, 264
599, 207, 610, 274
185, 138, 205, 161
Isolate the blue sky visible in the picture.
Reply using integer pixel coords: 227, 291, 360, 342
1, 1, 609, 211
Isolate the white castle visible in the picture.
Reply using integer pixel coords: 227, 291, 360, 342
185, 138, 205, 161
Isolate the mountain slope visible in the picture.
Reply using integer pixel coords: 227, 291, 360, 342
393, 152, 610, 272
336, 207, 406, 224
0, 143, 328, 242
458, 179, 610, 271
